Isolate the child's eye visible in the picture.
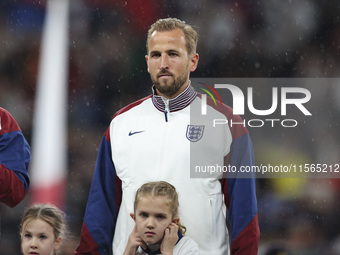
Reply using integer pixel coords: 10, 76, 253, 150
39, 235, 47, 240
140, 212, 148, 218
24, 233, 32, 239
156, 214, 166, 219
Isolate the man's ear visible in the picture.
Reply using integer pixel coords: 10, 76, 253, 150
172, 217, 180, 224
189, 53, 199, 72
145, 55, 150, 73
130, 213, 136, 222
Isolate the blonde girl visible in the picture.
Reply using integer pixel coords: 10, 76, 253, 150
20, 203, 67, 255
122, 181, 199, 255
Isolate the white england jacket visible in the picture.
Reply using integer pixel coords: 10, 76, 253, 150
76, 84, 260, 255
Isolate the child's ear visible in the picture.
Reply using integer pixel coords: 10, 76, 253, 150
172, 217, 180, 224
54, 236, 62, 250
130, 213, 136, 222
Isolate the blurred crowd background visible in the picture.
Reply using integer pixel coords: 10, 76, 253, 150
1, 0, 340, 254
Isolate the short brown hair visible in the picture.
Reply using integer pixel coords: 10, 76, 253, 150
146, 18, 198, 56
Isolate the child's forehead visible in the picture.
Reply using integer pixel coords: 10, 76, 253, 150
137, 196, 172, 212
23, 218, 54, 234
138, 195, 169, 204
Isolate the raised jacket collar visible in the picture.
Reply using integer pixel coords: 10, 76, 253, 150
151, 82, 197, 113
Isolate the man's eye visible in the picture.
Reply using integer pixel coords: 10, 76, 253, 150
169, 52, 178, 57
151, 53, 160, 58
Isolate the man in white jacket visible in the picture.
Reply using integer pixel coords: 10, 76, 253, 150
75, 18, 260, 255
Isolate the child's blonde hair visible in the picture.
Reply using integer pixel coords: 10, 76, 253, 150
20, 203, 67, 254
134, 181, 187, 235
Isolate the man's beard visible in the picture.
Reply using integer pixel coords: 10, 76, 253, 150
152, 71, 187, 98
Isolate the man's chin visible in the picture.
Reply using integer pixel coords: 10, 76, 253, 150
155, 84, 176, 95
157, 78, 173, 87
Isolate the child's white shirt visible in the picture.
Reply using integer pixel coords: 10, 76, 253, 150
135, 236, 199, 255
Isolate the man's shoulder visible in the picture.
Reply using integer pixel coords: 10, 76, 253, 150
196, 93, 249, 139
112, 95, 152, 119
0, 107, 20, 134
0, 107, 13, 120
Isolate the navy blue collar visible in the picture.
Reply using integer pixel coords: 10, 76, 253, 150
141, 230, 184, 255
151, 83, 197, 113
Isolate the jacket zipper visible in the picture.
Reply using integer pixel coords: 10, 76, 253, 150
163, 98, 170, 122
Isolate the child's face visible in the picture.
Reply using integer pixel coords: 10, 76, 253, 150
21, 218, 61, 255
134, 196, 175, 245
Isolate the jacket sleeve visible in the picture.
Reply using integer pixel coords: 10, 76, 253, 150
0, 108, 31, 207
75, 128, 122, 255
221, 116, 260, 255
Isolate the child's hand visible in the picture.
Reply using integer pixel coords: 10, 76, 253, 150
160, 222, 179, 255
123, 224, 147, 255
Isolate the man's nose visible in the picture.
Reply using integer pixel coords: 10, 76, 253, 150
160, 54, 169, 69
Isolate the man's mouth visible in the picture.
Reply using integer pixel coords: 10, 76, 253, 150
158, 72, 172, 78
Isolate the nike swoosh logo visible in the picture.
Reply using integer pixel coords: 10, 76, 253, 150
128, 130, 145, 136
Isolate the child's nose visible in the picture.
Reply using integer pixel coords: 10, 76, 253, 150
30, 237, 38, 248
146, 218, 155, 228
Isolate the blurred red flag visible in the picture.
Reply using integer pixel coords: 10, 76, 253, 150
29, 0, 69, 209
